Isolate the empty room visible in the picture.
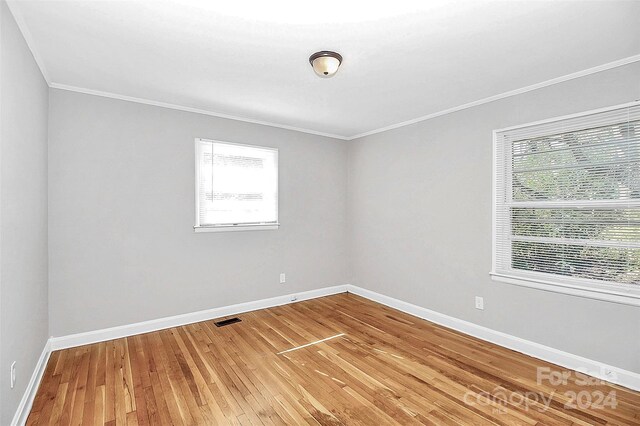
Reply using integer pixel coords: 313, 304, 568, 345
1, 0, 640, 424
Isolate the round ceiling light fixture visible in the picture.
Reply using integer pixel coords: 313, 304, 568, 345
309, 51, 343, 78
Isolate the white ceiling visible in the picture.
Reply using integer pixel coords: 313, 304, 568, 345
9, 0, 640, 139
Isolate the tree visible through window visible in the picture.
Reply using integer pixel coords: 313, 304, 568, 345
493, 103, 640, 297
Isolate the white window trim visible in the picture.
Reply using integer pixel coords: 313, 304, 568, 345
194, 138, 279, 233
490, 100, 640, 307
194, 224, 279, 233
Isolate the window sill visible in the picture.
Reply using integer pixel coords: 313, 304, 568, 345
490, 272, 640, 307
194, 224, 279, 233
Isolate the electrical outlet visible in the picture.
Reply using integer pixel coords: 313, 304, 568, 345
10, 361, 16, 389
279, 273, 286, 284
475, 296, 484, 310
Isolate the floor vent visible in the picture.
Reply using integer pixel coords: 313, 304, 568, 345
214, 317, 242, 327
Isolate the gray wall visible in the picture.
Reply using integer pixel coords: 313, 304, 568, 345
49, 63, 640, 374
48, 89, 348, 337
0, 1, 49, 424
348, 61, 640, 373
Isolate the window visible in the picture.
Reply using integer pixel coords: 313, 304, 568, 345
195, 139, 278, 232
492, 102, 640, 306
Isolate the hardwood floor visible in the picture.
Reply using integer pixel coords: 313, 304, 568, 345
28, 293, 640, 425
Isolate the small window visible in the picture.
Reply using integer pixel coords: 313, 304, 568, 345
492, 102, 640, 305
195, 139, 278, 232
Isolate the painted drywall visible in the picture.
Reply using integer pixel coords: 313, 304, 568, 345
0, 1, 49, 424
347, 61, 640, 373
48, 89, 348, 337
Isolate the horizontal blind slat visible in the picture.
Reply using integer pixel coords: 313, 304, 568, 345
196, 139, 278, 227
495, 103, 640, 289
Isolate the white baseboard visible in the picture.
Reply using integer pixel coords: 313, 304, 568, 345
50, 285, 349, 350
11, 340, 51, 426
16, 283, 639, 426
346, 284, 640, 392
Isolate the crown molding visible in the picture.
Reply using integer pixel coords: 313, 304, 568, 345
346, 53, 640, 140
51, 54, 640, 141
5, 0, 51, 84
7, 0, 639, 141
48, 83, 350, 140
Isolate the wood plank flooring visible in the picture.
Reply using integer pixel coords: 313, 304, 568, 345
27, 293, 640, 425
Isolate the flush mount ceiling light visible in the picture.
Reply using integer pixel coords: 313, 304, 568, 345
309, 51, 343, 78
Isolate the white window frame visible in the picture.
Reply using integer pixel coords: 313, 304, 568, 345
194, 138, 279, 233
491, 101, 640, 307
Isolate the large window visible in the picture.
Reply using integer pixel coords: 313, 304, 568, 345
195, 139, 278, 232
492, 102, 640, 305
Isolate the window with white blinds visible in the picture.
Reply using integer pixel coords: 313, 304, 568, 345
492, 102, 640, 304
195, 139, 278, 231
